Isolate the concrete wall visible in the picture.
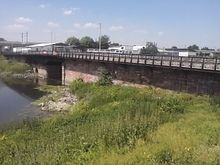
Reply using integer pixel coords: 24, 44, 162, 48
65, 60, 220, 94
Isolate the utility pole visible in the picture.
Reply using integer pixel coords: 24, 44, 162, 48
99, 23, 102, 52
21, 32, 24, 44
26, 32, 28, 43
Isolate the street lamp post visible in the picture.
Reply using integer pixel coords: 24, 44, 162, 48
99, 23, 102, 52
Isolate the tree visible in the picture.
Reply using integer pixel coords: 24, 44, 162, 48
0, 38, 6, 41
172, 46, 178, 49
80, 36, 95, 49
100, 35, 110, 49
65, 36, 80, 47
201, 47, 209, 50
141, 42, 158, 55
188, 44, 199, 51
97, 67, 113, 86
110, 43, 120, 47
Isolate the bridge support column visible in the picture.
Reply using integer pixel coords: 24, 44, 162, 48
32, 62, 62, 85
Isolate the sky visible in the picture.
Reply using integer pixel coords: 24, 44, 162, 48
0, 0, 219, 48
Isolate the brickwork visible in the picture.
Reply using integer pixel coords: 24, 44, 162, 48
64, 60, 220, 94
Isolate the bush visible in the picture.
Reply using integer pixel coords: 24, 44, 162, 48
0, 56, 31, 74
156, 148, 175, 165
97, 67, 113, 86
160, 97, 186, 114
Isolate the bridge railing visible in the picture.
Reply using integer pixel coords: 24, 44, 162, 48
3, 51, 220, 72
57, 52, 220, 72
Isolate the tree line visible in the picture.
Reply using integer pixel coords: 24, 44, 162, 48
65, 35, 120, 50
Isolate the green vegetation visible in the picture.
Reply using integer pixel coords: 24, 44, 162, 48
141, 42, 158, 55
66, 35, 112, 50
97, 68, 113, 86
1, 81, 220, 164
0, 56, 31, 75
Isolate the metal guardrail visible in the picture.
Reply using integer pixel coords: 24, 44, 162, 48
3, 52, 220, 72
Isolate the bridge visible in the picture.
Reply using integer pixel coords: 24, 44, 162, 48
3, 52, 220, 94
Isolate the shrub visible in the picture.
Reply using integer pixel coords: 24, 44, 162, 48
160, 97, 186, 114
97, 67, 113, 86
70, 79, 84, 93
156, 148, 175, 165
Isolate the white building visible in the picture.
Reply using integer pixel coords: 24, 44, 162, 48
108, 45, 145, 54
158, 48, 198, 57
108, 45, 133, 53
132, 45, 145, 54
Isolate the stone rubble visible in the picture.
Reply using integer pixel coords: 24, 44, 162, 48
38, 88, 77, 112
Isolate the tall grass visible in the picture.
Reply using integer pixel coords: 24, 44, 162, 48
0, 55, 31, 74
0, 80, 220, 164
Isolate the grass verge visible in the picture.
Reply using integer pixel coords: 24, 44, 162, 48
1, 80, 220, 164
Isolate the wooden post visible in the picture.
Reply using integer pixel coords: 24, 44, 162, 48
214, 58, 218, 71
145, 55, 147, 65
169, 56, 172, 67
153, 55, 155, 65
180, 57, 182, 67
202, 58, 205, 70
190, 57, 193, 69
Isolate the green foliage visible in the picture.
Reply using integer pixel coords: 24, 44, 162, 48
65, 36, 80, 47
0, 56, 31, 74
110, 42, 120, 47
160, 97, 186, 114
1, 82, 220, 164
188, 44, 199, 51
80, 36, 95, 49
0, 38, 6, 41
141, 42, 158, 55
100, 35, 110, 49
201, 47, 210, 50
156, 147, 175, 165
97, 68, 113, 86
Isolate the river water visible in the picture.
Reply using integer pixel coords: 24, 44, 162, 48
0, 77, 47, 126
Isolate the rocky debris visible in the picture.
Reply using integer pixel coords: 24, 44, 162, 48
38, 88, 77, 112
12, 73, 37, 79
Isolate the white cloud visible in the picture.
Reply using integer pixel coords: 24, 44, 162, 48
109, 26, 124, 31
158, 31, 164, 36
134, 30, 148, 34
73, 23, 81, 28
47, 22, 59, 28
6, 24, 28, 31
64, 10, 72, 15
39, 4, 46, 9
16, 17, 32, 24
83, 23, 99, 29
63, 8, 80, 16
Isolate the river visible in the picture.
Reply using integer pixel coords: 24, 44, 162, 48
0, 77, 47, 126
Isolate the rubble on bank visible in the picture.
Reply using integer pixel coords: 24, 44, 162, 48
37, 87, 77, 112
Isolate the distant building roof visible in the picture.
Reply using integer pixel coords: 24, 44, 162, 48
165, 48, 197, 52
0, 41, 37, 47
27, 42, 67, 48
